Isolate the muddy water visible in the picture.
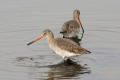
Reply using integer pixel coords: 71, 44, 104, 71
0, 0, 120, 80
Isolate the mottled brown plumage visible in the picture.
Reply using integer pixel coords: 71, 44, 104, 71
60, 9, 84, 38
54, 38, 89, 54
61, 20, 80, 33
27, 29, 90, 58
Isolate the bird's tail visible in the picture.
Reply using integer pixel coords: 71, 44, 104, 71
80, 48, 91, 54
60, 31, 67, 34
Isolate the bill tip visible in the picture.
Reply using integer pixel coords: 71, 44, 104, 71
27, 41, 34, 46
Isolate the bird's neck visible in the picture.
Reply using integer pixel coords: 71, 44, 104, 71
47, 34, 55, 49
47, 34, 54, 44
73, 17, 79, 23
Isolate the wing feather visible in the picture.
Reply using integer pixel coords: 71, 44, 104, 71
54, 38, 90, 54
60, 20, 80, 33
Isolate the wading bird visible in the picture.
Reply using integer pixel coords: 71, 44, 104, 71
60, 9, 84, 38
27, 29, 90, 59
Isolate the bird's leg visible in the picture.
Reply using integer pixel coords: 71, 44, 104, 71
63, 56, 67, 62
64, 57, 72, 63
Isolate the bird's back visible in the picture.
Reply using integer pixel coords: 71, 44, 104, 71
54, 38, 90, 54
60, 20, 80, 33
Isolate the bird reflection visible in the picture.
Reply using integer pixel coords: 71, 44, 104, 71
16, 56, 91, 80
46, 59, 90, 80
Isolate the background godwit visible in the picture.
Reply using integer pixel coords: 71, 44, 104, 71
27, 29, 90, 59
60, 9, 84, 38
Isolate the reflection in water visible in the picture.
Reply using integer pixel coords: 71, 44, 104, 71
46, 60, 90, 80
20, 59, 91, 80
15, 57, 91, 80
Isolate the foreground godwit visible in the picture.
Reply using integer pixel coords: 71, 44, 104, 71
27, 29, 90, 59
60, 9, 84, 38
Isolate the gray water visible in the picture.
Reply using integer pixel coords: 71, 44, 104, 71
0, 0, 120, 80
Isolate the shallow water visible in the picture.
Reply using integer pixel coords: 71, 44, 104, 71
0, 0, 120, 80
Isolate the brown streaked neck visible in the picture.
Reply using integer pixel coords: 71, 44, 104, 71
46, 33, 54, 44
73, 16, 79, 23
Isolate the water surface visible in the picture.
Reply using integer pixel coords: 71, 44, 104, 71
0, 0, 120, 80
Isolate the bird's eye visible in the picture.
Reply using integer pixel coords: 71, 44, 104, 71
43, 32, 46, 35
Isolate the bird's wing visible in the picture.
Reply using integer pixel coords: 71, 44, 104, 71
60, 20, 80, 33
54, 38, 90, 54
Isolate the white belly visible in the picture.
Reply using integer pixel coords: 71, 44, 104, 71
63, 32, 78, 38
52, 47, 78, 58
48, 42, 79, 58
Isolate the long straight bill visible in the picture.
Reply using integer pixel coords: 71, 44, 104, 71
27, 35, 43, 46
